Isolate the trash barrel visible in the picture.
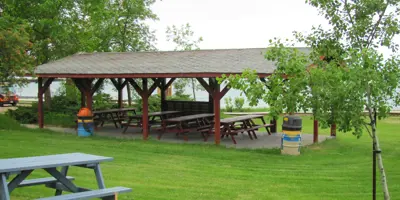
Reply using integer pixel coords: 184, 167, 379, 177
77, 107, 94, 137
281, 115, 302, 155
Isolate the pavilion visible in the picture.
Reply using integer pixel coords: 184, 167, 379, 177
34, 47, 318, 144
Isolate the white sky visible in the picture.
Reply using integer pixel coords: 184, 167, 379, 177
148, 0, 328, 50
147, 0, 399, 57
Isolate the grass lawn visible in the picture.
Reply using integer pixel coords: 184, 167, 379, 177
0, 115, 399, 200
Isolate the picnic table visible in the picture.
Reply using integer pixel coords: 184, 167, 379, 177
161, 113, 215, 141
121, 111, 181, 133
217, 114, 273, 144
0, 153, 131, 200
93, 108, 136, 128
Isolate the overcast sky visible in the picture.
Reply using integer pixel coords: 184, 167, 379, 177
147, 0, 328, 50
147, 0, 399, 57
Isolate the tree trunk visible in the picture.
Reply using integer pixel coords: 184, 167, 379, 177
191, 78, 196, 101
371, 118, 390, 200
44, 78, 51, 109
127, 83, 132, 106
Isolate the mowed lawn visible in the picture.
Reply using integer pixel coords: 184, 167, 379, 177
0, 115, 399, 200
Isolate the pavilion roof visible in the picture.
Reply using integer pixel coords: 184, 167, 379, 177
34, 47, 311, 78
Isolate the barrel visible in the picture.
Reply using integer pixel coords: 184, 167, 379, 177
281, 115, 302, 155
77, 107, 94, 137
281, 134, 301, 155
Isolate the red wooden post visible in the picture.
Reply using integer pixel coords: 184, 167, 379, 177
38, 77, 44, 128
118, 78, 123, 108
331, 123, 336, 137
86, 90, 93, 110
160, 78, 166, 111
142, 78, 149, 140
80, 91, 86, 108
313, 120, 318, 143
213, 91, 221, 145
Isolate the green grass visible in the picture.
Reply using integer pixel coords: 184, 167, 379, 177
1, 115, 399, 200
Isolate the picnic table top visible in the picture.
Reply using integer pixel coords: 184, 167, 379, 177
164, 113, 214, 123
129, 111, 181, 118
220, 114, 265, 124
0, 153, 113, 174
93, 108, 135, 114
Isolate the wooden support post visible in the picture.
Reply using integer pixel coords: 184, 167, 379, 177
160, 78, 167, 111
37, 77, 54, 128
208, 78, 214, 113
86, 90, 93, 110
118, 78, 123, 108
313, 119, 318, 143
331, 123, 336, 137
38, 77, 44, 128
80, 91, 86, 108
142, 78, 149, 140
213, 81, 221, 145
270, 119, 277, 133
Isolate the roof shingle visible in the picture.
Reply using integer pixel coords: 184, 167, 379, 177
34, 48, 311, 78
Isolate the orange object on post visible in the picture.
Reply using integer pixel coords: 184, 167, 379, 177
77, 107, 93, 117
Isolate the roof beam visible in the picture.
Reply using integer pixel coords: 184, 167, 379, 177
148, 78, 162, 97
196, 78, 213, 97
36, 73, 272, 79
165, 78, 176, 89
91, 78, 105, 96
127, 78, 144, 96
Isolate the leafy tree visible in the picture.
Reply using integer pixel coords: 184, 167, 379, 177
0, 14, 34, 87
166, 23, 204, 100
234, 96, 245, 111
2, 0, 158, 107
220, 1, 400, 199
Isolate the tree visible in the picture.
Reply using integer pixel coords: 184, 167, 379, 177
166, 23, 204, 100
2, 0, 158, 107
0, 14, 34, 87
220, 1, 400, 199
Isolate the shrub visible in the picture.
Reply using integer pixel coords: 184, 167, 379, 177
234, 97, 245, 111
134, 94, 161, 113
6, 106, 38, 124
0, 114, 29, 130
224, 97, 234, 112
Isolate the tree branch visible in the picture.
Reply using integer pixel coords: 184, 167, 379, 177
363, 122, 373, 138
343, 0, 363, 47
366, 2, 389, 48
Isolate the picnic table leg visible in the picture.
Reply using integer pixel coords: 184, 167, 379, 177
44, 168, 78, 193
110, 113, 119, 128
240, 121, 253, 140
55, 166, 69, 196
228, 128, 237, 144
122, 118, 132, 134
0, 173, 10, 200
94, 164, 106, 189
248, 120, 258, 139
259, 117, 271, 135
7, 170, 33, 194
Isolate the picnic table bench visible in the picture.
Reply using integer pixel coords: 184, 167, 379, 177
0, 153, 131, 200
93, 108, 136, 129
161, 113, 215, 141
121, 111, 181, 133
210, 114, 273, 144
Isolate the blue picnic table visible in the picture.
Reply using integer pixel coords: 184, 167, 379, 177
0, 153, 131, 200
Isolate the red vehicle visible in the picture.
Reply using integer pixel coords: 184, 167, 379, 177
0, 86, 19, 107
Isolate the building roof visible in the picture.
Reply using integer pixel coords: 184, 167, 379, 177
34, 47, 311, 78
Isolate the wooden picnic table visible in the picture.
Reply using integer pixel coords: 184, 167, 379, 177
0, 153, 131, 200
122, 111, 181, 133
93, 108, 136, 129
161, 113, 215, 141
218, 114, 273, 144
